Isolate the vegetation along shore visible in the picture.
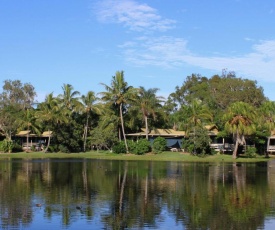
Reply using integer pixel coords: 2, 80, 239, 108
0, 70, 275, 160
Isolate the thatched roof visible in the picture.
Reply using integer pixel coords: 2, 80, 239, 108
16, 130, 52, 137
41, 131, 53, 137
127, 125, 220, 138
16, 130, 31, 136
127, 128, 186, 137
205, 125, 219, 135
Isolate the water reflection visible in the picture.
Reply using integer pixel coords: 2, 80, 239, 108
0, 159, 274, 229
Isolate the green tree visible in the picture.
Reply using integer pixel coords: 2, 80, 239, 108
133, 87, 164, 140
0, 105, 18, 141
257, 101, 275, 134
36, 93, 69, 152
0, 80, 37, 140
58, 83, 81, 111
17, 108, 41, 151
169, 72, 266, 113
182, 99, 213, 135
0, 79, 36, 109
80, 91, 101, 152
100, 71, 139, 153
223, 102, 256, 159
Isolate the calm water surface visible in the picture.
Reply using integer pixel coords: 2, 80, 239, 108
0, 159, 275, 229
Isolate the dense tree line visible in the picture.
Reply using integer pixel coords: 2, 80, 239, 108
0, 70, 274, 158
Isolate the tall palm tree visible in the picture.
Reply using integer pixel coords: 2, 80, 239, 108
99, 71, 139, 153
58, 83, 81, 112
36, 93, 69, 152
135, 87, 164, 140
80, 91, 101, 152
223, 101, 256, 159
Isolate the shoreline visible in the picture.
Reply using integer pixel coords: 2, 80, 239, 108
0, 151, 272, 163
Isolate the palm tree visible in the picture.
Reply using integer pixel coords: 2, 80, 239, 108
99, 71, 139, 153
80, 91, 101, 152
258, 101, 275, 134
58, 83, 81, 112
134, 87, 164, 140
17, 108, 41, 151
183, 99, 213, 135
223, 102, 256, 159
36, 93, 69, 152
180, 99, 212, 154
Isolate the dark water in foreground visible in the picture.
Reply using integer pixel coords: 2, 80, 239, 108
1, 159, 275, 229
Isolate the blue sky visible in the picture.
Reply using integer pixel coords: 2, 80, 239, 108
0, 0, 275, 102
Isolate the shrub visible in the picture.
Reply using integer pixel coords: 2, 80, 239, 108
31, 145, 36, 152
0, 140, 14, 153
127, 140, 136, 153
245, 146, 257, 158
133, 139, 151, 155
182, 126, 212, 155
112, 142, 127, 154
12, 142, 22, 152
58, 144, 70, 153
152, 137, 167, 154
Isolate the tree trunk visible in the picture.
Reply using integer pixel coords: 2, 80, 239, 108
44, 131, 51, 153
145, 115, 148, 140
83, 114, 89, 152
120, 104, 129, 153
233, 139, 239, 159
26, 132, 29, 152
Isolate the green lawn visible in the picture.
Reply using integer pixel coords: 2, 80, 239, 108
0, 151, 272, 162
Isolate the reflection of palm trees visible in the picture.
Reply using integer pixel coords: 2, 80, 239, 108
119, 162, 128, 215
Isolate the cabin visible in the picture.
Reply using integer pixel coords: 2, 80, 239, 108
15, 130, 52, 151
126, 128, 186, 151
267, 130, 275, 154
126, 125, 236, 153
205, 125, 223, 151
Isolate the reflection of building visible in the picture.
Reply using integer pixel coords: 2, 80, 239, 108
268, 160, 275, 191
15, 130, 52, 151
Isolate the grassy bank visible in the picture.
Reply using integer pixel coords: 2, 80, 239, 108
0, 151, 272, 162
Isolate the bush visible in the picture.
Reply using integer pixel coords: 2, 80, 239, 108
58, 144, 70, 153
12, 142, 22, 152
112, 142, 127, 154
0, 140, 14, 153
133, 139, 151, 155
127, 140, 136, 153
245, 147, 257, 158
152, 137, 167, 154
182, 126, 212, 155
31, 145, 36, 152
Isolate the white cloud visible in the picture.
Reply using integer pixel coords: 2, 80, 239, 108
94, 1, 275, 83
94, 0, 176, 32
120, 36, 189, 67
119, 36, 275, 82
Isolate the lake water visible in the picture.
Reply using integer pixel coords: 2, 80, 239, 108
1, 158, 275, 229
